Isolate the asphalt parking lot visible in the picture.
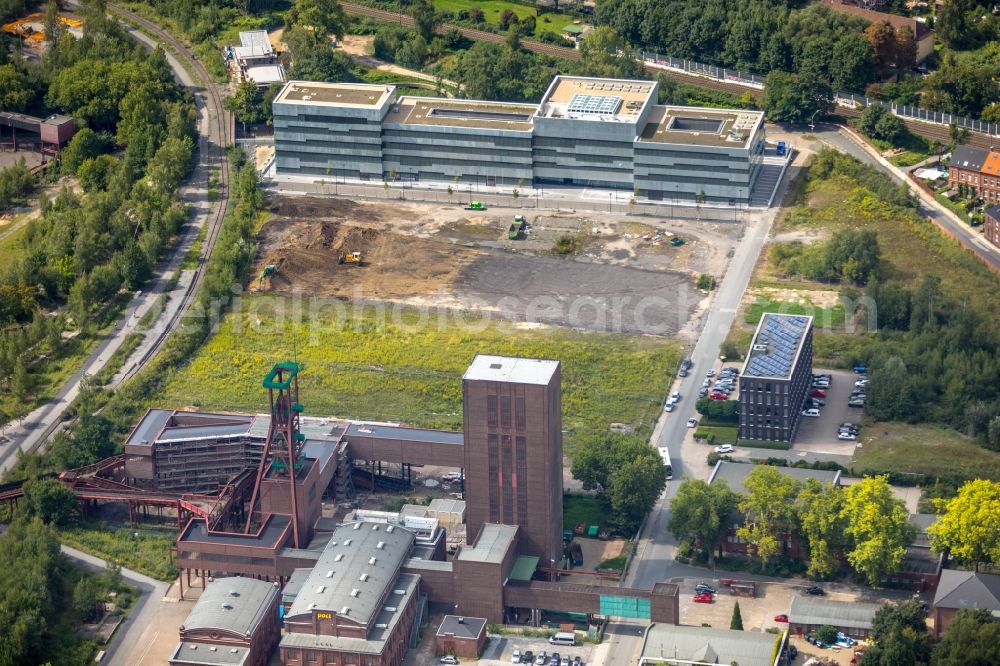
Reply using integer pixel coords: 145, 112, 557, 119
489, 636, 597, 665
679, 579, 796, 631
792, 369, 863, 456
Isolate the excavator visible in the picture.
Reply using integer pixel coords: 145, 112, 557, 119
258, 264, 276, 287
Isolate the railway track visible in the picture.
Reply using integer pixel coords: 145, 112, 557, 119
343, 2, 997, 149
107, 3, 233, 382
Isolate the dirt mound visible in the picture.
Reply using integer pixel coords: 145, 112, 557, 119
253, 218, 480, 300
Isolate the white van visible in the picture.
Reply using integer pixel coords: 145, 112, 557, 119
549, 632, 576, 646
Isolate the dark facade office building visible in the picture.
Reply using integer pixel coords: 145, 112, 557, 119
462, 355, 563, 567
738, 314, 814, 443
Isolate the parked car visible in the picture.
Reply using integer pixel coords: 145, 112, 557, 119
773, 614, 789, 623
854, 379, 868, 388
709, 391, 729, 400
853, 365, 867, 373
695, 583, 717, 594
841, 422, 859, 430
513, 649, 522, 663
807, 398, 825, 407
523, 652, 534, 664
809, 389, 827, 398
678, 369, 688, 378
703, 378, 711, 388
714, 444, 734, 454
693, 593, 714, 603
664, 402, 675, 412
550, 654, 560, 666
687, 417, 698, 428
573, 657, 582, 666
706, 369, 715, 377
698, 387, 709, 398
802, 408, 821, 417
838, 432, 856, 441
670, 391, 680, 402
682, 358, 693, 370
440, 656, 459, 665
561, 657, 570, 666
848, 400, 865, 408
535, 652, 547, 665
806, 585, 825, 595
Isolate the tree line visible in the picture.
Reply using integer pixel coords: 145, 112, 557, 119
670, 469, 915, 584
0, 2, 197, 426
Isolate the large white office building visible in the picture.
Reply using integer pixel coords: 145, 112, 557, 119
272, 75, 766, 205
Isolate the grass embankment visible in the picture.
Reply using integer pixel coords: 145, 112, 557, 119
159, 298, 679, 439
853, 422, 1000, 482
60, 524, 180, 581
433, 0, 578, 36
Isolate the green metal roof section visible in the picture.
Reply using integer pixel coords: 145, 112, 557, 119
599, 595, 650, 619
263, 361, 300, 389
510, 555, 539, 582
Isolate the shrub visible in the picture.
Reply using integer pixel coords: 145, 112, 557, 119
552, 235, 581, 255
697, 274, 717, 291
816, 625, 838, 644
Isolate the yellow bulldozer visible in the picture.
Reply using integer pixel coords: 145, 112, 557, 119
338, 251, 362, 266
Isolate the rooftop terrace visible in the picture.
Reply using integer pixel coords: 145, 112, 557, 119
639, 106, 763, 148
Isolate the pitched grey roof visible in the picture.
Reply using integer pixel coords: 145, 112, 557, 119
708, 461, 840, 496
180, 577, 278, 637
789, 596, 881, 630
743, 313, 812, 379
933, 569, 1000, 611
169, 642, 250, 666
639, 624, 777, 666
286, 521, 415, 625
281, 573, 419, 654
950, 145, 988, 172
986, 205, 1000, 223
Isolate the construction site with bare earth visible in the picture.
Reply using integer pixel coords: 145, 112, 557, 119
252, 196, 737, 335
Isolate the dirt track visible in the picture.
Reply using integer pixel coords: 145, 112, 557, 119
253, 196, 728, 334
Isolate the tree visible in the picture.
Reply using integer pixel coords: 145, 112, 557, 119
948, 123, 970, 149
72, 576, 101, 622
866, 356, 917, 422
60, 128, 109, 176
571, 433, 667, 531
11, 355, 29, 402
894, 26, 917, 76
829, 32, 876, 93
668, 479, 738, 567
225, 80, 265, 135
21, 478, 78, 525
840, 476, 916, 586
578, 26, 645, 80
932, 608, 1000, 666
0, 63, 32, 112
290, 44, 357, 82
795, 478, 846, 579
816, 625, 838, 645
865, 21, 897, 80
730, 601, 744, 630
736, 466, 801, 564
928, 479, 1000, 570
608, 453, 668, 529
859, 105, 904, 144
866, 599, 931, 665
762, 70, 831, 123
287, 0, 345, 40
410, 0, 437, 42
872, 598, 929, 642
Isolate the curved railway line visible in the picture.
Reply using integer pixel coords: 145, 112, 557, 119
341, 2, 995, 150
107, 3, 234, 382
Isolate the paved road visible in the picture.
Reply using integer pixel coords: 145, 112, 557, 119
60, 544, 170, 666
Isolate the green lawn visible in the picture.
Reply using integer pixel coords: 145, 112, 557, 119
744, 297, 845, 328
159, 297, 678, 439
0, 218, 31, 262
694, 425, 738, 446
434, 0, 579, 36
60, 524, 179, 581
852, 422, 1000, 482
563, 494, 606, 532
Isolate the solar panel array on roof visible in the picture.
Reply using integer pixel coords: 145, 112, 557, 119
568, 94, 622, 115
745, 314, 810, 378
